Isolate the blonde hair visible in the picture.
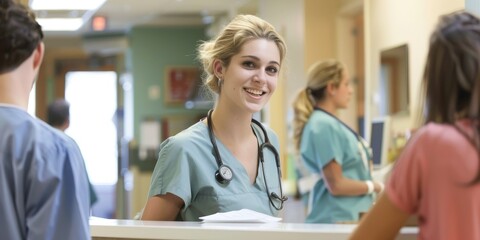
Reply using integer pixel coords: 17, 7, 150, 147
197, 14, 287, 94
292, 59, 345, 150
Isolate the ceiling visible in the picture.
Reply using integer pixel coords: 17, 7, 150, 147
29, 0, 258, 37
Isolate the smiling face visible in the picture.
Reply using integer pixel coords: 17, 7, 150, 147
215, 38, 281, 114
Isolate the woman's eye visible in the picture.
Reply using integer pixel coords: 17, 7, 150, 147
266, 66, 278, 74
242, 61, 255, 68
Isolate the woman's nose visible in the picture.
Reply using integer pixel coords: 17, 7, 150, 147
253, 70, 266, 84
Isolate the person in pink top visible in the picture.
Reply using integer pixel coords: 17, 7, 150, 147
350, 11, 480, 240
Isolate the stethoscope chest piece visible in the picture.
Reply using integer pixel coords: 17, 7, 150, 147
215, 164, 233, 184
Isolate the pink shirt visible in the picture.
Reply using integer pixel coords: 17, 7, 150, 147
387, 120, 480, 240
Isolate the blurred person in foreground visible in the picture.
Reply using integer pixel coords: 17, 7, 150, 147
350, 11, 480, 240
0, 1, 90, 239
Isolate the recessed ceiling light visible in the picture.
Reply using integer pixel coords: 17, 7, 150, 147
36, 18, 84, 31
31, 0, 107, 10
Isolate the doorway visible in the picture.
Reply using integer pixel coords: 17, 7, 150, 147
65, 71, 118, 218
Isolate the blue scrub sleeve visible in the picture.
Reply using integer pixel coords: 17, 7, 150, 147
26, 140, 90, 240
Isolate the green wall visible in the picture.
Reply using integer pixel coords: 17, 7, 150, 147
129, 26, 208, 141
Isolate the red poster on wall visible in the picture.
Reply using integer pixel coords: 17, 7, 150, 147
164, 66, 199, 104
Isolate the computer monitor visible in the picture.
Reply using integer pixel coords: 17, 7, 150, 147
370, 117, 391, 168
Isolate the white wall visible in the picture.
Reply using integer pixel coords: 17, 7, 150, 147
259, 0, 306, 121
336, 3, 361, 131
258, 0, 305, 180
364, 0, 464, 136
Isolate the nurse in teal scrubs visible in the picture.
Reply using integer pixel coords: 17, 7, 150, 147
292, 60, 384, 223
141, 14, 288, 221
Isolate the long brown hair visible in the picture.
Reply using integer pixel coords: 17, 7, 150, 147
421, 11, 480, 183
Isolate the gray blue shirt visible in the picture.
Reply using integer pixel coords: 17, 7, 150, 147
300, 110, 373, 223
0, 105, 90, 240
147, 121, 282, 221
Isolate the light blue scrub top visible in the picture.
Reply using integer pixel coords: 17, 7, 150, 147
0, 105, 90, 240
300, 110, 373, 223
147, 121, 282, 221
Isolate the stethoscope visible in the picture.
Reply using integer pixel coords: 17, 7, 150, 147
207, 109, 288, 210
314, 107, 373, 170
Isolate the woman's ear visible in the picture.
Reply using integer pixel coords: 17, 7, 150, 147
213, 59, 224, 79
326, 82, 337, 96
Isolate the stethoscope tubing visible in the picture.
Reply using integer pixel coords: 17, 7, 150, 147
206, 109, 287, 210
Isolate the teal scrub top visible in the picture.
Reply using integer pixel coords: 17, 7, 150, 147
147, 121, 282, 221
300, 110, 373, 223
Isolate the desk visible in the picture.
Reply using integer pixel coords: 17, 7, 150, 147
90, 218, 418, 240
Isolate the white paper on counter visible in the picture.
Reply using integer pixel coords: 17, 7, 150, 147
199, 209, 282, 223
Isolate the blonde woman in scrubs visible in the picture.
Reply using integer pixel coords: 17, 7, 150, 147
141, 14, 288, 221
292, 60, 383, 223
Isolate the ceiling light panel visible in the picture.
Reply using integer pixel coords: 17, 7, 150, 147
36, 18, 84, 31
31, 0, 107, 10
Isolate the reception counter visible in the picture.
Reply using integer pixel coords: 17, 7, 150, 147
90, 217, 418, 240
